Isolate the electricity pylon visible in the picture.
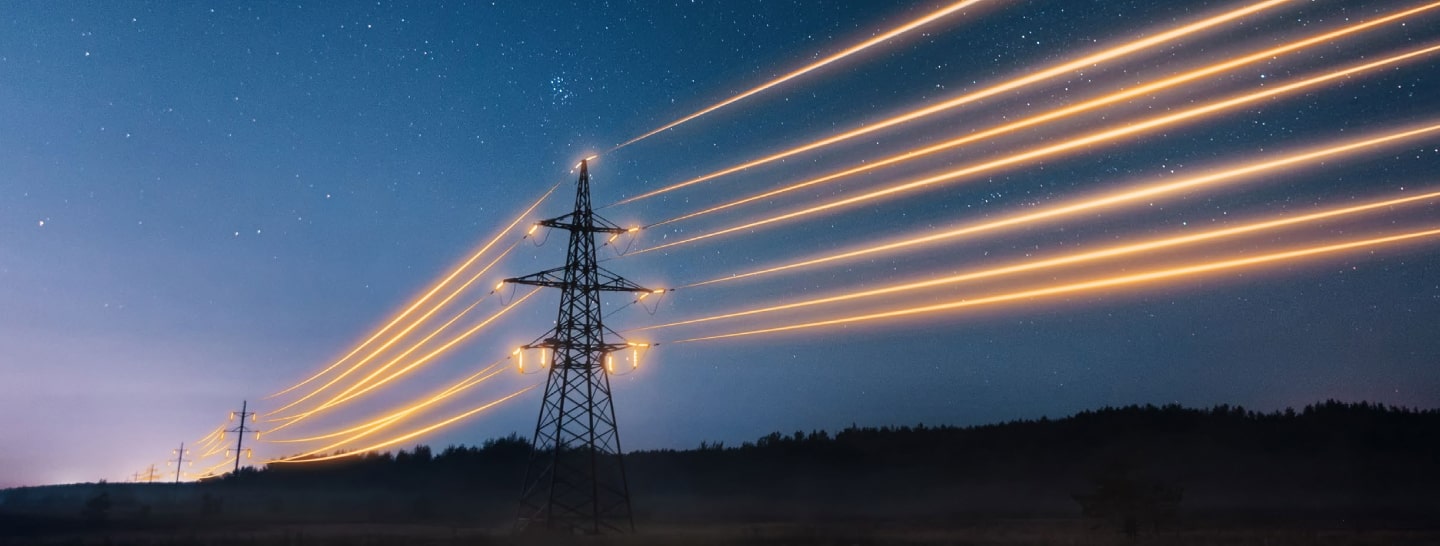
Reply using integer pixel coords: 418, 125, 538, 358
507, 159, 650, 534
227, 400, 258, 474
170, 443, 191, 483
139, 464, 159, 483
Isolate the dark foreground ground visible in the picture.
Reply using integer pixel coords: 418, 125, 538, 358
4, 403, 1436, 544
4, 516, 1440, 546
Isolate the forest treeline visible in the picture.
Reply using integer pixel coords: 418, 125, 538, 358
234, 400, 1440, 522
5, 400, 1437, 529
253, 399, 1437, 478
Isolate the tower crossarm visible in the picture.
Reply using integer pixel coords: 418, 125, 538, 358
538, 215, 628, 235
505, 267, 651, 293
523, 337, 631, 355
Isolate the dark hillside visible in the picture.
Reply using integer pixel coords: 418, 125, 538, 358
4, 401, 1437, 542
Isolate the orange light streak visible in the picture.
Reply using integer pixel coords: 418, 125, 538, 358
613, 0, 991, 151
201, 441, 229, 458
267, 292, 493, 420
269, 294, 495, 421
194, 425, 225, 449
274, 386, 535, 463
613, 0, 1294, 205
195, 439, 222, 455
267, 287, 541, 432
636, 43, 1440, 255
265, 238, 524, 418
195, 438, 220, 453
198, 425, 223, 442
679, 122, 1440, 288
268, 361, 508, 444
673, 227, 1440, 343
267, 182, 560, 400
640, 189, 1440, 331
272, 295, 498, 417
196, 456, 237, 477
651, 2, 1440, 228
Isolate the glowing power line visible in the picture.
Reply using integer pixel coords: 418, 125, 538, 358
677, 121, 1440, 288
612, 0, 992, 151
264, 238, 525, 418
195, 456, 238, 478
193, 425, 226, 450
648, 2, 1440, 229
638, 188, 1440, 331
273, 386, 536, 463
267, 182, 561, 400
673, 227, 1440, 343
613, 0, 1295, 206
635, 43, 1440, 255
267, 287, 542, 433
266, 293, 498, 421
268, 359, 509, 444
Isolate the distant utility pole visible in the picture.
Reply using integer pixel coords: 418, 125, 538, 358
170, 442, 191, 483
227, 400, 259, 474
507, 159, 650, 534
141, 464, 159, 483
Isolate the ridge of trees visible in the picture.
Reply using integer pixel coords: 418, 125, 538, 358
241, 399, 1437, 489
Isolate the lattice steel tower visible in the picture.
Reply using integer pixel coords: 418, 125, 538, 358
227, 400, 258, 474
507, 159, 649, 534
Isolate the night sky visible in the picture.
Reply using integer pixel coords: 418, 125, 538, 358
3, 0, 1438, 487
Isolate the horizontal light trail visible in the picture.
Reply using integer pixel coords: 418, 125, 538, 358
264, 238, 524, 418
301, 287, 538, 415
197, 425, 222, 442
201, 440, 229, 458
266, 294, 496, 421
194, 425, 225, 449
195, 456, 237, 478
649, 2, 1440, 228
274, 386, 536, 463
612, 0, 1294, 206
266, 287, 542, 433
266, 182, 560, 400
612, 0, 991, 151
638, 189, 1440, 331
269, 359, 508, 444
266, 238, 525, 417
635, 43, 1440, 255
679, 122, 1440, 288
673, 227, 1440, 343
195, 438, 223, 455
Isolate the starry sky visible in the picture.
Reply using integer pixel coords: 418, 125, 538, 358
2, 0, 1439, 487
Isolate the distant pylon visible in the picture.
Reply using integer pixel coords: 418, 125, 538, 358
507, 159, 650, 534
170, 442, 191, 483
227, 400, 259, 474
140, 464, 159, 483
